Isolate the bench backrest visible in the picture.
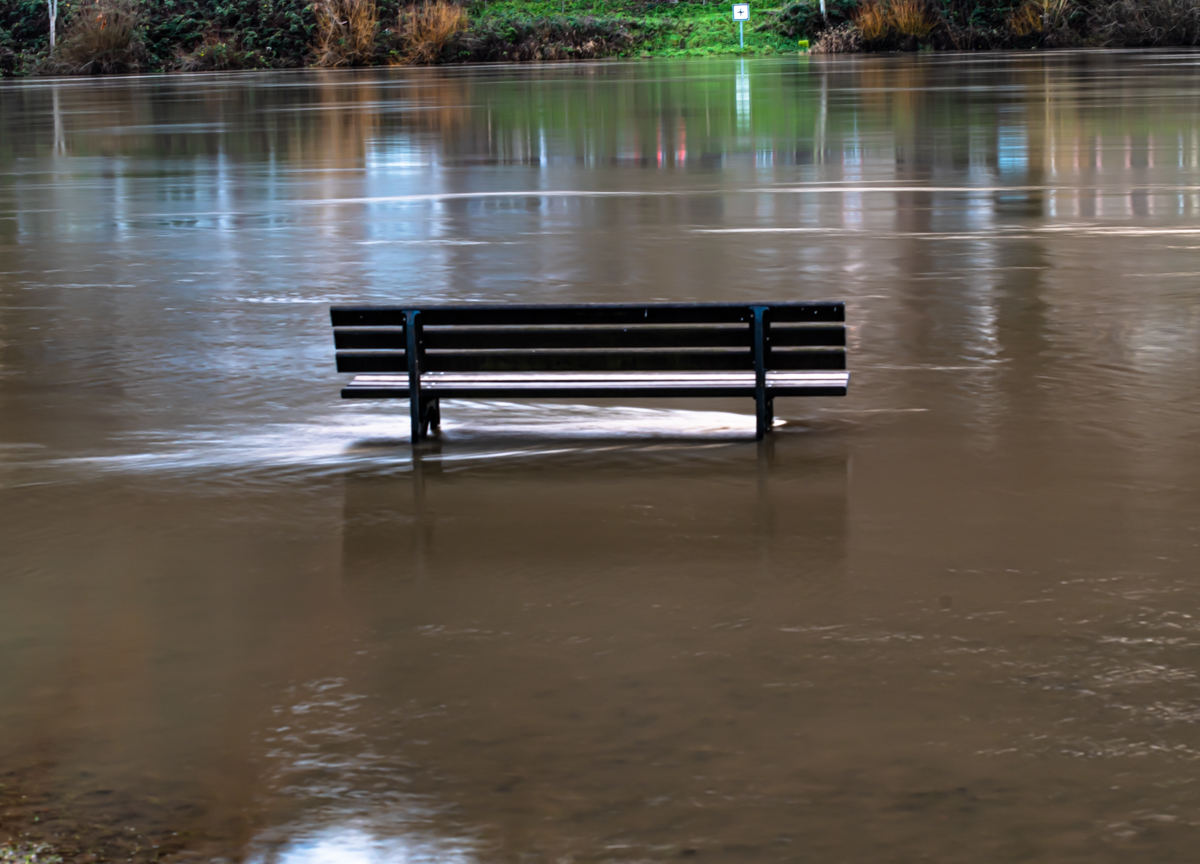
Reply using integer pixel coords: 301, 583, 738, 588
331, 302, 846, 374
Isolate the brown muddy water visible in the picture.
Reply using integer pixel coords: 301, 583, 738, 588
3, 51, 1200, 863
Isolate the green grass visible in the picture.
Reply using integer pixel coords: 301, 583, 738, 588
464, 0, 806, 56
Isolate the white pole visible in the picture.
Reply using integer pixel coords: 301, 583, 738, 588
739, 19, 744, 48
48, 0, 57, 49
819, 0, 826, 19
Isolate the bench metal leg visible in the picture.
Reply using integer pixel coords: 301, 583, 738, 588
755, 395, 776, 440
755, 392, 768, 440
406, 309, 425, 445
409, 394, 423, 443
752, 306, 772, 441
418, 397, 439, 439
406, 397, 439, 442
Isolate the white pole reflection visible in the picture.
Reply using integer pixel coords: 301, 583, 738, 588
245, 824, 477, 864
736, 59, 751, 133
52, 85, 66, 156
815, 69, 827, 166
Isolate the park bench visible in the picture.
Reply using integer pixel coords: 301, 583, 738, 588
330, 302, 848, 443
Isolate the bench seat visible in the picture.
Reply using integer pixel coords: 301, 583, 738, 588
343, 370, 850, 399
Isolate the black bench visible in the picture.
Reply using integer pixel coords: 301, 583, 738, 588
330, 302, 848, 443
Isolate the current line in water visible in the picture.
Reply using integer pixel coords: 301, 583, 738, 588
298, 185, 1200, 206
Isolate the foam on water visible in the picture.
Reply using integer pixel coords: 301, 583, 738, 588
0, 403, 760, 482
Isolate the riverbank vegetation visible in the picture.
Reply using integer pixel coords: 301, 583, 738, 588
1, 0, 1200, 76
1, 843, 62, 864
1, 766, 188, 864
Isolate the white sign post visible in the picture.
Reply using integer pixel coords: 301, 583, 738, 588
732, 3, 749, 49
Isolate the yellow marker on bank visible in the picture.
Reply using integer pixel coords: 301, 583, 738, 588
798, 39, 810, 51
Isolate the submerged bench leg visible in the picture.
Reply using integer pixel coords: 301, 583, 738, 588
756, 392, 769, 440
406, 309, 424, 445
752, 305, 771, 441
418, 397, 439, 439
410, 396, 423, 443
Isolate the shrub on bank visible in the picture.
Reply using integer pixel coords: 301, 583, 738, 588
142, 0, 323, 67
445, 11, 645, 60
392, 1, 469, 64
176, 30, 270, 69
0, 0, 52, 54
40, 0, 145, 73
313, 0, 378, 65
759, 0, 854, 40
2, 0, 329, 72
1091, 0, 1200, 45
809, 0, 1084, 51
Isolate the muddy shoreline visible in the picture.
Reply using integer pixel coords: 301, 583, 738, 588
1, 765, 194, 864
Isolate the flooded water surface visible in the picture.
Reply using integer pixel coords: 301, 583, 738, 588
4, 52, 1200, 862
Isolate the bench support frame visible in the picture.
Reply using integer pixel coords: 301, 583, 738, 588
405, 310, 443, 443
405, 310, 422, 443
752, 306, 772, 440
333, 302, 849, 446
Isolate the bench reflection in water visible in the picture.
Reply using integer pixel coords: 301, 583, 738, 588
340, 439, 848, 586
333, 439, 849, 855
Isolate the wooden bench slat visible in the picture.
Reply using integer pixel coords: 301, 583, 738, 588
428, 327, 748, 350
768, 350, 847, 371
331, 301, 843, 328
772, 326, 846, 347
334, 329, 405, 350
337, 352, 407, 373
770, 305, 846, 323
341, 371, 849, 400
337, 348, 845, 373
425, 351, 756, 372
423, 351, 845, 373
350, 371, 849, 384
335, 324, 845, 351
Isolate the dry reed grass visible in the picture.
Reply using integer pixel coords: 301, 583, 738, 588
853, 0, 934, 40
46, 0, 144, 74
314, 0, 378, 66
392, 1, 468, 65
852, 1, 889, 39
889, 0, 934, 36
1038, 0, 1072, 27
1008, 4, 1043, 34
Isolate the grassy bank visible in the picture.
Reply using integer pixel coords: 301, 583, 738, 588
0, 0, 810, 75
449, 0, 803, 59
1, 0, 1199, 76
